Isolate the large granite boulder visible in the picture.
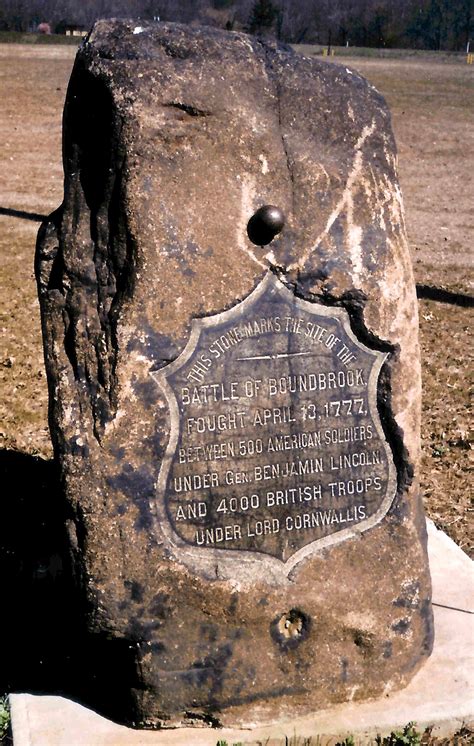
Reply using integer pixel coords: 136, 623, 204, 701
36, 20, 433, 728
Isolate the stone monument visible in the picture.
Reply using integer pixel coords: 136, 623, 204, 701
36, 20, 433, 728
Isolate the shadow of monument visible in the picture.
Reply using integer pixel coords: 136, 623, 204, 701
0, 207, 48, 222
415, 284, 474, 308
0, 449, 141, 725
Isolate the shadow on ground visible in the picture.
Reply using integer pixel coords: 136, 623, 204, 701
0, 207, 48, 222
0, 449, 140, 725
416, 284, 474, 308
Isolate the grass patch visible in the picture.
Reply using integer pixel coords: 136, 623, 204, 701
0, 31, 81, 45
292, 44, 465, 62
215, 722, 474, 745
0, 697, 10, 741
375, 723, 422, 745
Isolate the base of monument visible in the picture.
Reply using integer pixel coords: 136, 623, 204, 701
9, 521, 473, 745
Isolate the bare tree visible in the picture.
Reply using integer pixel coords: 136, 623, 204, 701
0, 0, 471, 49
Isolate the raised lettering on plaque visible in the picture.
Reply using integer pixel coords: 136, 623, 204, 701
152, 273, 396, 566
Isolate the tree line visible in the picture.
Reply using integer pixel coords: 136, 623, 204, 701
0, 0, 472, 51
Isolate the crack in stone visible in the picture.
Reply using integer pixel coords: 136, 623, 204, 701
288, 120, 376, 276
276, 79, 295, 218
164, 101, 212, 117
257, 40, 295, 230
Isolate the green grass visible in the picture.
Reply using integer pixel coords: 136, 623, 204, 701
0, 31, 81, 45
0, 31, 466, 58
0, 697, 10, 741
375, 723, 422, 745
292, 43, 466, 61
215, 723, 424, 745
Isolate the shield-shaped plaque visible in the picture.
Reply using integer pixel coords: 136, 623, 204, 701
151, 272, 397, 570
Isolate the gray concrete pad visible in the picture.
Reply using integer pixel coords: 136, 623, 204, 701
10, 520, 474, 745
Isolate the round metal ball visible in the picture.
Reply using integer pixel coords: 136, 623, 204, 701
247, 205, 286, 246
254, 205, 285, 234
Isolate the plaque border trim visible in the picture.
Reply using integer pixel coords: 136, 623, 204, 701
150, 272, 397, 581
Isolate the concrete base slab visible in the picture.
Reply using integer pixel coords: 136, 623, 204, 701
10, 521, 474, 745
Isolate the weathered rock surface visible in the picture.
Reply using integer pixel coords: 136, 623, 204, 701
36, 20, 433, 728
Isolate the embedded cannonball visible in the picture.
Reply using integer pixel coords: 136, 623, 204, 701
247, 205, 285, 246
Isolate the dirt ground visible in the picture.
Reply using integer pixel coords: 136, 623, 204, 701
0, 46, 472, 556
334, 56, 474, 557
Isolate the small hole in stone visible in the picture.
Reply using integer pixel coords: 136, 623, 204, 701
270, 608, 311, 649
278, 610, 304, 639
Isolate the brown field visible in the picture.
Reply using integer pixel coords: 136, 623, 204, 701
0, 45, 472, 555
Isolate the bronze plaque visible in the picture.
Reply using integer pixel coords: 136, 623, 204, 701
152, 273, 396, 568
